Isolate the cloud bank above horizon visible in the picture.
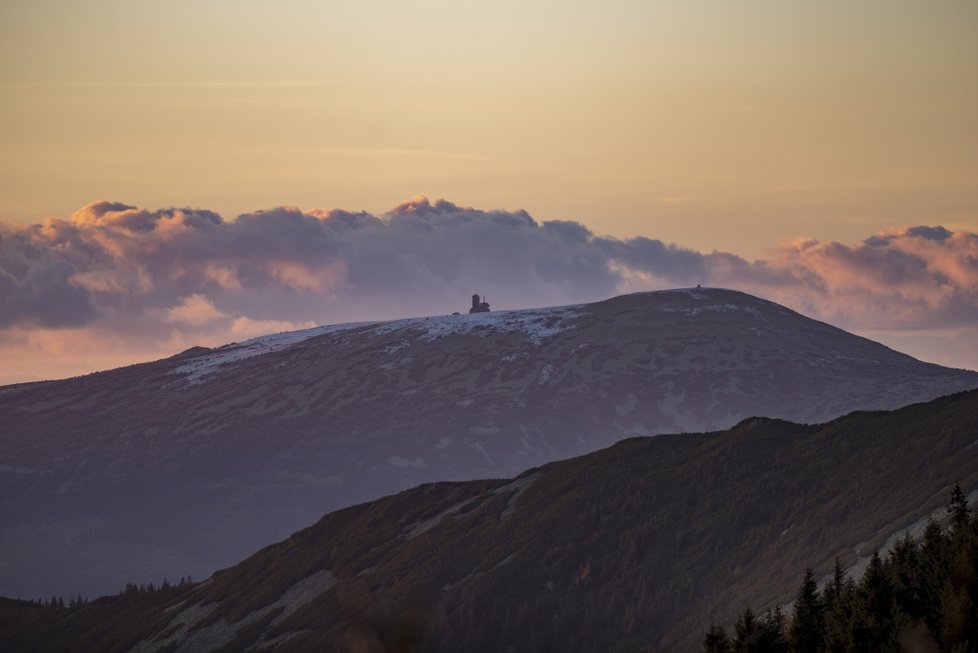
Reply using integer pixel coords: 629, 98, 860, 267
2, 196, 977, 383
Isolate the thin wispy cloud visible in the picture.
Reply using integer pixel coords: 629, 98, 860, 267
232, 145, 487, 160
0, 80, 332, 89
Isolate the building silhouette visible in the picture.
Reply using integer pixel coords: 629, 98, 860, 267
469, 294, 490, 313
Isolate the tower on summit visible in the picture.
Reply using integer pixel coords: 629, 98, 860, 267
469, 294, 490, 313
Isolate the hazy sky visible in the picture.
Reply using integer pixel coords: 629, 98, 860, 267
2, 0, 976, 256
1, 1, 977, 383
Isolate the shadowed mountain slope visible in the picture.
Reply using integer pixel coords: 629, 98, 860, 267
3, 390, 978, 652
1, 288, 976, 598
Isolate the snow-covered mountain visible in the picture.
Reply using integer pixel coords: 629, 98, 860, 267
1, 287, 976, 598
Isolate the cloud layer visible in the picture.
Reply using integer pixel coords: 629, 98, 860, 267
2, 196, 977, 382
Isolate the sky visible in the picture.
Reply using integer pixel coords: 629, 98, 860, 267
0, 0, 977, 382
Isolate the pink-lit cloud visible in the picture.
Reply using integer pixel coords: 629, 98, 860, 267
165, 294, 227, 326
1, 196, 977, 383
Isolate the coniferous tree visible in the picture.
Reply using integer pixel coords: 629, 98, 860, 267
790, 569, 823, 653
824, 576, 856, 653
730, 606, 788, 653
941, 504, 977, 653
859, 552, 895, 651
890, 532, 925, 623
947, 484, 970, 535
758, 606, 788, 653
734, 607, 758, 653
921, 518, 950, 636
703, 623, 732, 653
821, 559, 843, 609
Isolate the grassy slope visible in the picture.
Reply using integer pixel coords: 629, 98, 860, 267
3, 390, 978, 652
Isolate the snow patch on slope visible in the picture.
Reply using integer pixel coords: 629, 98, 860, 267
402, 496, 482, 540
130, 570, 335, 653
172, 306, 579, 383
658, 300, 762, 319
372, 305, 579, 344
492, 471, 542, 518
172, 322, 373, 383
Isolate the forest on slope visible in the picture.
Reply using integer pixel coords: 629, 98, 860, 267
700, 486, 978, 653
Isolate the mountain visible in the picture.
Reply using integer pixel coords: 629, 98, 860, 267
1, 287, 976, 599
3, 389, 978, 652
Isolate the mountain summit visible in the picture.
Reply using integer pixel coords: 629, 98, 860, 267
1, 288, 975, 598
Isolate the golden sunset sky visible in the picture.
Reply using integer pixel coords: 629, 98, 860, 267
1, 0, 978, 383
2, 0, 976, 256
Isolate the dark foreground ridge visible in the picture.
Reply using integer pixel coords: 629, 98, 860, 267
4, 389, 978, 652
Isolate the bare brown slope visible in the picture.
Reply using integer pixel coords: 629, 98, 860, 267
4, 390, 978, 653
1, 288, 976, 599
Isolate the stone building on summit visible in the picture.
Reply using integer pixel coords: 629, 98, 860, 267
469, 294, 490, 313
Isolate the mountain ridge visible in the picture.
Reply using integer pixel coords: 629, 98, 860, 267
1, 287, 976, 599
3, 388, 977, 652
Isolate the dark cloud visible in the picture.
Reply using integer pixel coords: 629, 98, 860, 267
0, 260, 95, 328
598, 235, 709, 282
865, 225, 953, 246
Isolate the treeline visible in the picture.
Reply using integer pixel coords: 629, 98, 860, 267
26, 575, 196, 613
24, 595, 88, 612
702, 485, 978, 653
120, 575, 194, 595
